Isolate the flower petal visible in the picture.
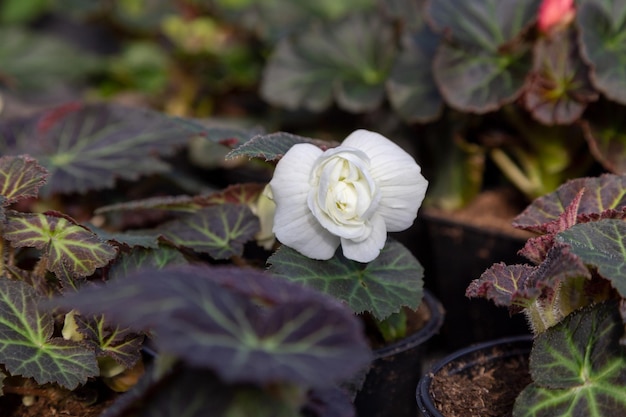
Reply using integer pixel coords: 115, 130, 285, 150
270, 143, 339, 259
340, 213, 387, 263
343, 129, 428, 231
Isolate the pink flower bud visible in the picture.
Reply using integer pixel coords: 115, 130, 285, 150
537, 0, 575, 34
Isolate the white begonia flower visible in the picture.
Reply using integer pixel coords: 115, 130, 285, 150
269, 129, 428, 263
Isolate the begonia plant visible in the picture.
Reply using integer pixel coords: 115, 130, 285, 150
0, 100, 428, 416
467, 172, 626, 416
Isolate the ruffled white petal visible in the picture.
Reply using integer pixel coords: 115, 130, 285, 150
340, 213, 387, 263
270, 143, 339, 259
342, 129, 428, 231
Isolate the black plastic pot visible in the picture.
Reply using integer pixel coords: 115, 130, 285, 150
416, 335, 533, 417
354, 289, 445, 417
418, 213, 531, 351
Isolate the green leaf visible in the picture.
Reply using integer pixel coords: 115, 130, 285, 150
387, 26, 444, 123
524, 28, 598, 125
160, 204, 259, 259
513, 173, 626, 232
427, 0, 540, 112
577, 0, 626, 105
557, 219, 626, 298
514, 302, 626, 417
50, 265, 372, 387
0, 27, 101, 92
582, 101, 626, 174
0, 279, 98, 389
260, 12, 395, 113
107, 245, 189, 281
0, 102, 194, 195
268, 238, 424, 320
4, 212, 118, 283
0, 155, 48, 204
75, 315, 144, 369
227, 132, 338, 161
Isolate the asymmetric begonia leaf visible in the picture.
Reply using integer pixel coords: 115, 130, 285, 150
557, 219, 626, 298
227, 132, 338, 162
0, 279, 98, 389
0, 102, 194, 195
171, 117, 265, 149
160, 204, 259, 259
513, 174, 626, 232
107, 245, 189, 281
387, 26, 443, 123
74, 315, 144, 369
524, 27, 598, 125
267, 238, 424, 320
427, 0, 540, 113
50, 265, 371, 387
0, 27, 101, 92
466, 243, 590, 310
577, 0, 626, 105
514, 302, 626, 417
582, 101, 626, 174
4, 211, 118, 285
0, 155, 48, 204
260, 12, 395, 113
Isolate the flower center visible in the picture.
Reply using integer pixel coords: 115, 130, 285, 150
308, 148, 380, 239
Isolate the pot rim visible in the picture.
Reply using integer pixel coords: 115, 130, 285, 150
416, 334, 533, 417
373, 289, 445, 359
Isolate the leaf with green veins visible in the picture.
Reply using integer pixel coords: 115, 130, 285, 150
557, 219, 626, 298
427, 0, 540, 113
260, 12, 395, 113
513, 302, 626, 417
170, 117, 265, 149
0, 279, 98, 389
160, 204, 259, 259
387, 26, 443, 123
524, 27, 598, 125
227, 132, 338, 162
577, 0, 626, 105
513, 173, 626, 233
0, 155, 48, 204
107, 245, 189, 281
74, 315, 144, 369
4, 211, 118, 283
0, 102, 194, 195
49, 264, 372, 387
268, 238, 424, 320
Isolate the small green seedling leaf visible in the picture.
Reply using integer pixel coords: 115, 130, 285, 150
160, 204, 259, 259
514, 302, 626, 417
4, 211, 118, 284
268, 238, 424, 320
0, 155, 48, 204
0, 279, 98, 389
50, 265, 372, 387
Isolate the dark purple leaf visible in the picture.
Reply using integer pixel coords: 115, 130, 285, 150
50, 264, 372, 387
0, 155, 48, 205
524, 27, 598, 125
228, 132, 338, 162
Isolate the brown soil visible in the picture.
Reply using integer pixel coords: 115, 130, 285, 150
423, 188, 534, 240
0, 382, 116, 417
429, 352, 531, 417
